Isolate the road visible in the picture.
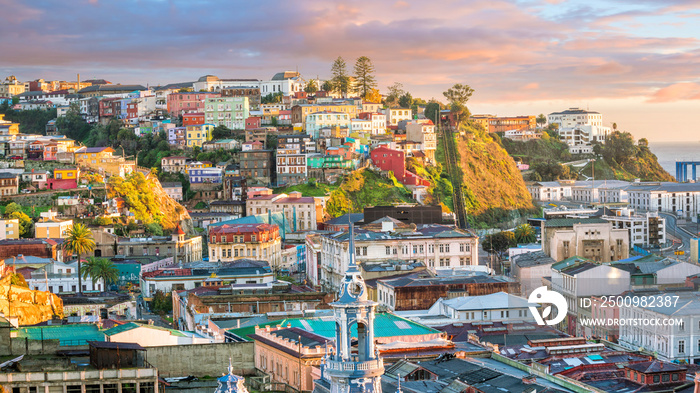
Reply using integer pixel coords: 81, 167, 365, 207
658, 212, 692, 259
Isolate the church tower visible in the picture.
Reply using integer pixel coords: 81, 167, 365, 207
323, 223, 384, 393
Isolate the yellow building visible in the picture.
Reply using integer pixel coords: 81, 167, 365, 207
74, 146, 135, 177
35, 211, 73, 239
0, 218, 20, 240
54, 167, 80, 180
0, 114, 20, 139
186, 124, 215, 147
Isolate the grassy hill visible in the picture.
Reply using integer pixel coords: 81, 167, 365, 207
439, 126, 536, 228
326, 168, 415, 217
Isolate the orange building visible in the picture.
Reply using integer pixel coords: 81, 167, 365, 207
470, 115, 536, 133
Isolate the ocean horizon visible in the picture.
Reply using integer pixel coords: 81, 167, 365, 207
648, 142, 700, 180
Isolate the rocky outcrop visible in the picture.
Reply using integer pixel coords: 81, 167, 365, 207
0, 275, 64, 326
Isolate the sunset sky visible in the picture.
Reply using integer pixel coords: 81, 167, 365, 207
2, 0, 699, 141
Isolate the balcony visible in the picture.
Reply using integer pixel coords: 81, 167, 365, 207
325, 359, 383, 372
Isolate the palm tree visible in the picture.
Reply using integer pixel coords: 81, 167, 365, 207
82, 257, 119, 291
65, 223, 95, 295
514, 224, 537, 244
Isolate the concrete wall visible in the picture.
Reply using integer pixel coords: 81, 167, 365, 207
146, 342, 255, 377
0, 337, 61, 357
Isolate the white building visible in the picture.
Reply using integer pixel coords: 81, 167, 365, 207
602, 209, 666, 248
618, 292, 700, 363
551, 257, 630, 335
140, 259, 275, 298
192, 72, 304, 97
350, 118, 372, 133
22, 257, 105, 293
548, 108, 611, 153
385, 108, 412, 126
397, 292, 535, 327
361, 113, 387, 135
527, 180, 575, 202
628, 182, 700, 220
319, 220, 479, 291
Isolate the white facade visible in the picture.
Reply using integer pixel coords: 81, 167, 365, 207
350, 119, 372, 133
140, 268, 275, 298
320, 224, 479, 291
602, 209, 666, 248
398, 292, 535, 326
547, 108, 605, 128
245, 192, 317, 232
27, 259, 105, 293
527, 181, 574, 201
628, 183, 700, 220
193, 73, 304, 96
385, 108, 412, 126
618, 293, 700, 363
548, 108, 610, 153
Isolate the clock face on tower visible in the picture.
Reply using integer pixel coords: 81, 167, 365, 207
349, 281, 363, 296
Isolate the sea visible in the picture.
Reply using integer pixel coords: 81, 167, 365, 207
648, 142, 700, 179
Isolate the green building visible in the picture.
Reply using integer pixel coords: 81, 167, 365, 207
204, 97, 250, 130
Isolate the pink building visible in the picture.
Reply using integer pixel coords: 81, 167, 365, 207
371, 146, 430, 187
245, 116, 261, 130
167, 92, 220, 117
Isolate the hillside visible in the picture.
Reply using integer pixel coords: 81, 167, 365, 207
440, 126, 536, 227
502, 130, 673, 182
107, 171, 193, 233
326, 168, 415, 217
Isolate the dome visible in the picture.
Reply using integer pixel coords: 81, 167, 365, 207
198, 75, 220, 82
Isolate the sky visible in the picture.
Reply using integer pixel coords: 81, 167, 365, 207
1, 0, 699, 141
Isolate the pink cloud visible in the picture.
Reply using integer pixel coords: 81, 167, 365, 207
647, 82, 700, 103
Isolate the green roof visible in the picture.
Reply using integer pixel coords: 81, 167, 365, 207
545, 218, 608, 228
14, 324, 105, 346
551, 255, 596, 271
228, 313, 439, 342
103, 322, 187, 337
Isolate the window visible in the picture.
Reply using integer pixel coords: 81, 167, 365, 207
662, 374, 670, 382
653, 375, 659, 383
679, 340, 685, 353
386, 246, 391, 255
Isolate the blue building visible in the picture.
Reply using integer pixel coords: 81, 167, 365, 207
187, 167, 222, 184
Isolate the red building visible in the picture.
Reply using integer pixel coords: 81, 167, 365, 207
245, 116, 261, 130
207, 223, 280, 264
624, 361, 686, 386
166, 92, 220, 117
99, 97, 121, 119
126, 102, 138, 120
47, 178, 77, 190
183, 112, 205, 126
370, 146, 429, 187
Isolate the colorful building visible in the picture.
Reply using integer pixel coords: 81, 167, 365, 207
208, 223, 281, 269
304, 111, 351, 139
35, 211, 73, 239
186, 124, 216, 147
167, 91, 220, 117
183, 112, 205, 126
204, 97, 250, 130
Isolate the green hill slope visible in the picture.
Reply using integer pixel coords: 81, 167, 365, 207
326, 168, 415, 217
440, 126, 536, 227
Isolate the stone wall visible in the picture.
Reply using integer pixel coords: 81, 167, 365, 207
146, 342, 255, 377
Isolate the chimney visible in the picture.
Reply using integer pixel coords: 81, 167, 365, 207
77, 73, 80, 89
522, 374, 536, 385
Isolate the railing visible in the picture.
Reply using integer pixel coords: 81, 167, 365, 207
325, 359, 383, 372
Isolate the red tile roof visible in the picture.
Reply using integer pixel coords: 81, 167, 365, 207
209, 223, 278, 235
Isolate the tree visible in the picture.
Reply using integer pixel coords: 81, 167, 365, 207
398, 92, 413, 109
601, 131, 638, 166
4, 202, 23, 217
385, 82, 405, 108
364, 88, 382, 103
212, 125, 232, 140
151, 290, 172, 314
638, 138, 649, 147
612, 122, 618, 131
331, 56, 351, 97
261, 92, 283, 104
536, 114, 547, 128
353, 56, 377, 98
443, 83, 475, 129
65, 223, 96, 295
10, 211, 32, 238
482, 231, 516, 257
145, 222, 164, 236
425, 102, 442, 124
321, 80, 334, 92
304, 79, 318, 94
81, 257, 119, 289
514, 224, 537, 244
